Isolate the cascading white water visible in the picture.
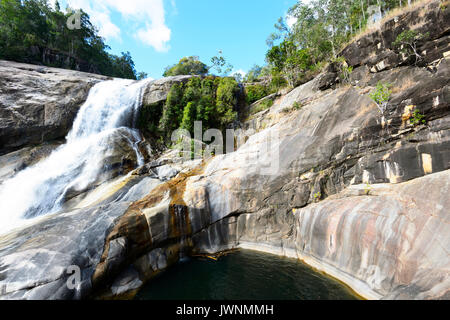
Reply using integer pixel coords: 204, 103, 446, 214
0, 78, 151, 235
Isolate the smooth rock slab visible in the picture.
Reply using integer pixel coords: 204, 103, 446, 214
0, 202, 130, 300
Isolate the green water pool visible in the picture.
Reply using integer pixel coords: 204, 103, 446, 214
135, 250, 360, 300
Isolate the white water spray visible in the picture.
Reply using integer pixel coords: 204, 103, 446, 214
0, 79, 150, 234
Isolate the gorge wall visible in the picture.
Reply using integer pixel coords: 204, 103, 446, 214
0, 0, 448, 300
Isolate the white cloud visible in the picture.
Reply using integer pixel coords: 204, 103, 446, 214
231, 69, 247, 81
94, 11, 121, 40
170, 0, 178, 15
63, 0, 172, 52
136, 23, 171, 52
286, 15, 297, 30
232, 69, 247, 78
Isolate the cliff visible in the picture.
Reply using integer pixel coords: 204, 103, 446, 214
0, 60, 108, 155
0, 0, 448, 300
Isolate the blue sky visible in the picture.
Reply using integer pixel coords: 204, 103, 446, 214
60, 0, 297, 79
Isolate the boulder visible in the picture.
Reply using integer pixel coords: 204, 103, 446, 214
340, 1, 450, 70
0, 60, 110, 155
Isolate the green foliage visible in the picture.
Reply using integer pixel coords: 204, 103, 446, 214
392, 29, 429, 64
137, 102, 164, 137
0, 0, 142, 79
159, 83, 185, 137
232, 72, 243, 83
333, 57, 353, 84
210, 50, 233, 76
109, 51, 137, 79
410, 109, 426, 126
369, 82, 392, 115
313, 191, 322, 202
266, 40, 315, 87
163, 56, 208, 77
269, 71, 288, 92
245, 84, 271, 105
364, 183, 372, 195
293, 101, 302, 110
282, 101, 303, 113
137, 72, 149, 80
250, 98, 274, 116
180, 102, 197, 133
216, 77, 239, 126
263, 0, 418, 89
154, 76, 240, 143
393, 30, 427, 50
244, 65, 264, 83
182, 77, 202, 103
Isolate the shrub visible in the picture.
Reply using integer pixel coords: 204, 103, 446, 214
250, 98, 274, 115
163, 56, 208, 76
369, 82, 392, 115
138, 102, 164, 136
410, 109, 426, 126
333, 57, 353, 84
282, 101, 303, 113
155, 76, 240, 143
159, 83, 185, 137
364, 183, 372, 195
180, 102, 197, 133
216, 77, 239, 126
392, 30, 429, 65
269, 71, 288, 92
245, 84, 271, 105
313, 192, 322, 202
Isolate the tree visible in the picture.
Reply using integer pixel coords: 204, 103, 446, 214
0, 0, 143, 79
137, 72, 149, 80
216, 78, 238, 125
182, 77, 202, 105
159, 83, 184, 137
232, 72, 243, 83
369, 82, 392, 116
163, 56, 208, 77
109, 51, 137, 79
393, 29, 428, 65
244, 65, 263, 83
261, 0, 416, 90
210, 50, 233, 76
180, 102, 196, 132
266, 40, 312, 87
245, 84, 270, 105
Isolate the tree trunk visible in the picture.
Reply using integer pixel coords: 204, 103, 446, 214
360, 0, 366, 21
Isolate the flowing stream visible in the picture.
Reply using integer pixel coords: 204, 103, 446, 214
0, 79, 150, 235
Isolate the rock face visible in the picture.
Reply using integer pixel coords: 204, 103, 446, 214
191, 171, 450, 300
0, 0, 449, 300
0, 141, 63, 184
142, 75, 194, 106
0, 60, 110, 155
0, 61, 191, 156
341, 0, 450, 71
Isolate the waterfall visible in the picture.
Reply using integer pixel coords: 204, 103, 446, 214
0, 78, 151, 235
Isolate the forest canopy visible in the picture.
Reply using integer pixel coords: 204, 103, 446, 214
0, 0, 139, 79
163, 56, 209, 77
262, 0, 423, 87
